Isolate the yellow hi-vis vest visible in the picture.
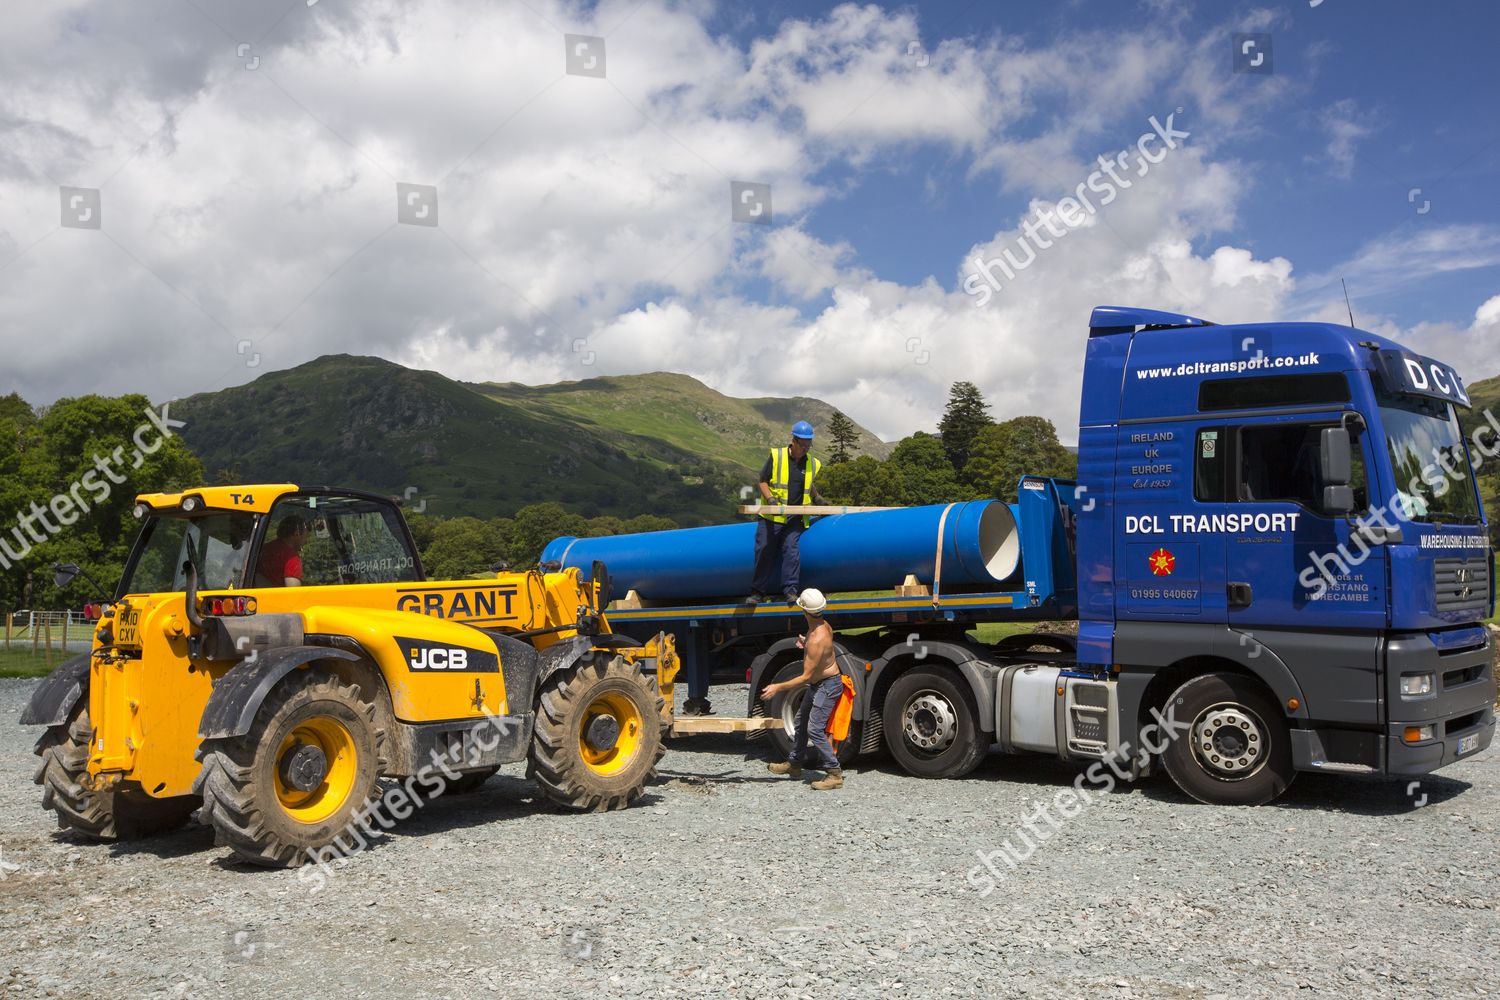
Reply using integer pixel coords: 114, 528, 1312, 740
763, 447, 822, 525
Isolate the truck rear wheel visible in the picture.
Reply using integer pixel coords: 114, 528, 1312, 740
761, 661, 863, 768
529, 653, 663, 812
883, 667, 986, 779
33, 705, 198, 840
1159, 673, 1295, 806
194, 671, 383, 867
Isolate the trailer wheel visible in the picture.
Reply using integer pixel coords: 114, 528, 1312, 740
33, 704, 198, 840
1159, 673, 1295, 806
194, 670, 383, 867
883, 667, 986, 779
528, 653, 664, 812
760, 661, 863, 768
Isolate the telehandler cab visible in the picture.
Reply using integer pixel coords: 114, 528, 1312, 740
22, 484, 676, 867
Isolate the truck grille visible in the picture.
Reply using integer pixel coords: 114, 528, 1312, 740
1434, 557, 1490, 614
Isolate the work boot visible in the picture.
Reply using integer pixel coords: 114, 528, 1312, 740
810, 769, 844, 790
746, 591, 766, 605
783, 590, 799, 604
767, 760, 803, 778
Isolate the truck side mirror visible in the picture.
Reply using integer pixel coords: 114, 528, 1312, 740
1320, 427, 1352, 486
52, 563, 80, 589
1322, 485, 1355, 516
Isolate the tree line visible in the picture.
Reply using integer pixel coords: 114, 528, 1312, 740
818, 382, 1077, 506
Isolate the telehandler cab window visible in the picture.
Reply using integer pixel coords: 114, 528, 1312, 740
258, 495, 418, 586
125, 512, 257, 595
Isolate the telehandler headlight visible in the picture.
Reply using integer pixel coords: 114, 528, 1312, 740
133, 503, 149, 519
1399, 673, 1434, 697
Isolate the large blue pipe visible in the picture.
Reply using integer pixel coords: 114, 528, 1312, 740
541, 501, 1021, 602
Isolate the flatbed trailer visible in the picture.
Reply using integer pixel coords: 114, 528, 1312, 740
606, 476, 1085, 772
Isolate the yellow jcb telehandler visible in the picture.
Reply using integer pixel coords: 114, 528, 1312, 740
21, 484, 677, 867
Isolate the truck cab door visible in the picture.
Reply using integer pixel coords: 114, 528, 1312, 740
1220, 414, 1386, 724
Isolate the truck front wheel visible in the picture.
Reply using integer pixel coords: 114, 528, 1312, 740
883, 667, 985, 779
1159, 673, 1295, 806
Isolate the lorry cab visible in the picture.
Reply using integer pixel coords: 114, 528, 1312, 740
1077, 306, 1494, 780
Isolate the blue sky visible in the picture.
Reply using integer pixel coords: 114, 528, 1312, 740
2, 0, 1497, 440
723, 0, 1500, 331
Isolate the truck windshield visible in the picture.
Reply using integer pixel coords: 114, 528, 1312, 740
1378, 390, 1482, 523
122, 512, 260, 595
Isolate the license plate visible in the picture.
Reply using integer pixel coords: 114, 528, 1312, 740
1456, 733, 1479, 757
116, 608, 140, 646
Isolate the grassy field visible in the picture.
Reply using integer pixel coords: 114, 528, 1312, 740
0, 648, 68, 679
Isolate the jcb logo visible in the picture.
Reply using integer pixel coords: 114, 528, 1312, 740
409, 646, 468, 670
395, 636, 500, 674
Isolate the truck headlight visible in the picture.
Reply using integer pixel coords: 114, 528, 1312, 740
1400, 673, 1434, 696
1403, 725, 1434, 744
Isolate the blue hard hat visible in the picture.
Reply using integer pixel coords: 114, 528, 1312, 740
791, 420, 814, 440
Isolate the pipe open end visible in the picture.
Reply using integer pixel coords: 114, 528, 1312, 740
976, 502, 1021, 581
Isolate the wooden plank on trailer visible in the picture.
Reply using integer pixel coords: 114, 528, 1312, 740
736, 504, 898, 516
670, 716, 784, 735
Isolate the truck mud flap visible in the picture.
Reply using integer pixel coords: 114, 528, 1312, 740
198, 645, 362, 739
19, 653, 91, 727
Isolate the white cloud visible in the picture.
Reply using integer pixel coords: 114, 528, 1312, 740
1313, 98, 1378, 179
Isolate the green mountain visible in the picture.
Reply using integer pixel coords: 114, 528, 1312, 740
171, 357, 886, 524
474, 371, 891, 471
1460, 373, 1500, 540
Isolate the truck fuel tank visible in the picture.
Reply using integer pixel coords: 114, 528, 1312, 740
1001, 665, 1118, 760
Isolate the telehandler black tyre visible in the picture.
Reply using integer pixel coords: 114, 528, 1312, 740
33, 704, 198, 840
528, 653, 664, 812
194, 670, 384, 867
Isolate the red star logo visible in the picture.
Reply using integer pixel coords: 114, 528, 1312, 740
1149, 548, 1175, 576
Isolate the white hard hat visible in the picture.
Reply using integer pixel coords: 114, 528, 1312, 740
796, 588, 827, 614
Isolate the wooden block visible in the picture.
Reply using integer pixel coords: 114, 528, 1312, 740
670, 716, 785, 735
610, 589, 643, 610
895, 574, 930, 597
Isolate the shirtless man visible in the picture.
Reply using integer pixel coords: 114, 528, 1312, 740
760, 588, 845, 790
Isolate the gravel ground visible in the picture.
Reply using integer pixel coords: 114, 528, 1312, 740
1, 677, 1497, 1000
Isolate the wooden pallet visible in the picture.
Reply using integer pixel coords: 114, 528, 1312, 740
669, 716, 784, 736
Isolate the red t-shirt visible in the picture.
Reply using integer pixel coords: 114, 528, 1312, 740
258, 539, 303, 586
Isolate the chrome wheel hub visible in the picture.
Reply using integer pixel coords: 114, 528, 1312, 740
903, 691, 958, 752
1193, 704, 1266, 778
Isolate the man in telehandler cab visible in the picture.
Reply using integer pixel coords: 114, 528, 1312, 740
255, 514, 309, 586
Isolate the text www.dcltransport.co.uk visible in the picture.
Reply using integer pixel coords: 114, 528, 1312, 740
1135, 352, 1320, 379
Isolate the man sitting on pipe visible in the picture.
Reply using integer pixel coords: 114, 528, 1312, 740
749, 420, 826, 605
761, 588, 845, 790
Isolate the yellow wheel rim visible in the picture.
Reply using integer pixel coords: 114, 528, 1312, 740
274, 717, 358, 824
578, 691, 644, 776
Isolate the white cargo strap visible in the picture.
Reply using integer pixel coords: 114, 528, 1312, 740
931, 502, 958, 609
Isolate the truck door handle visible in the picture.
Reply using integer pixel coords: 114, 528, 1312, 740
1227, 582, 1253, 608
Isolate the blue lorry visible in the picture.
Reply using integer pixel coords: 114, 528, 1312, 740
547, 306, 1496, 805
